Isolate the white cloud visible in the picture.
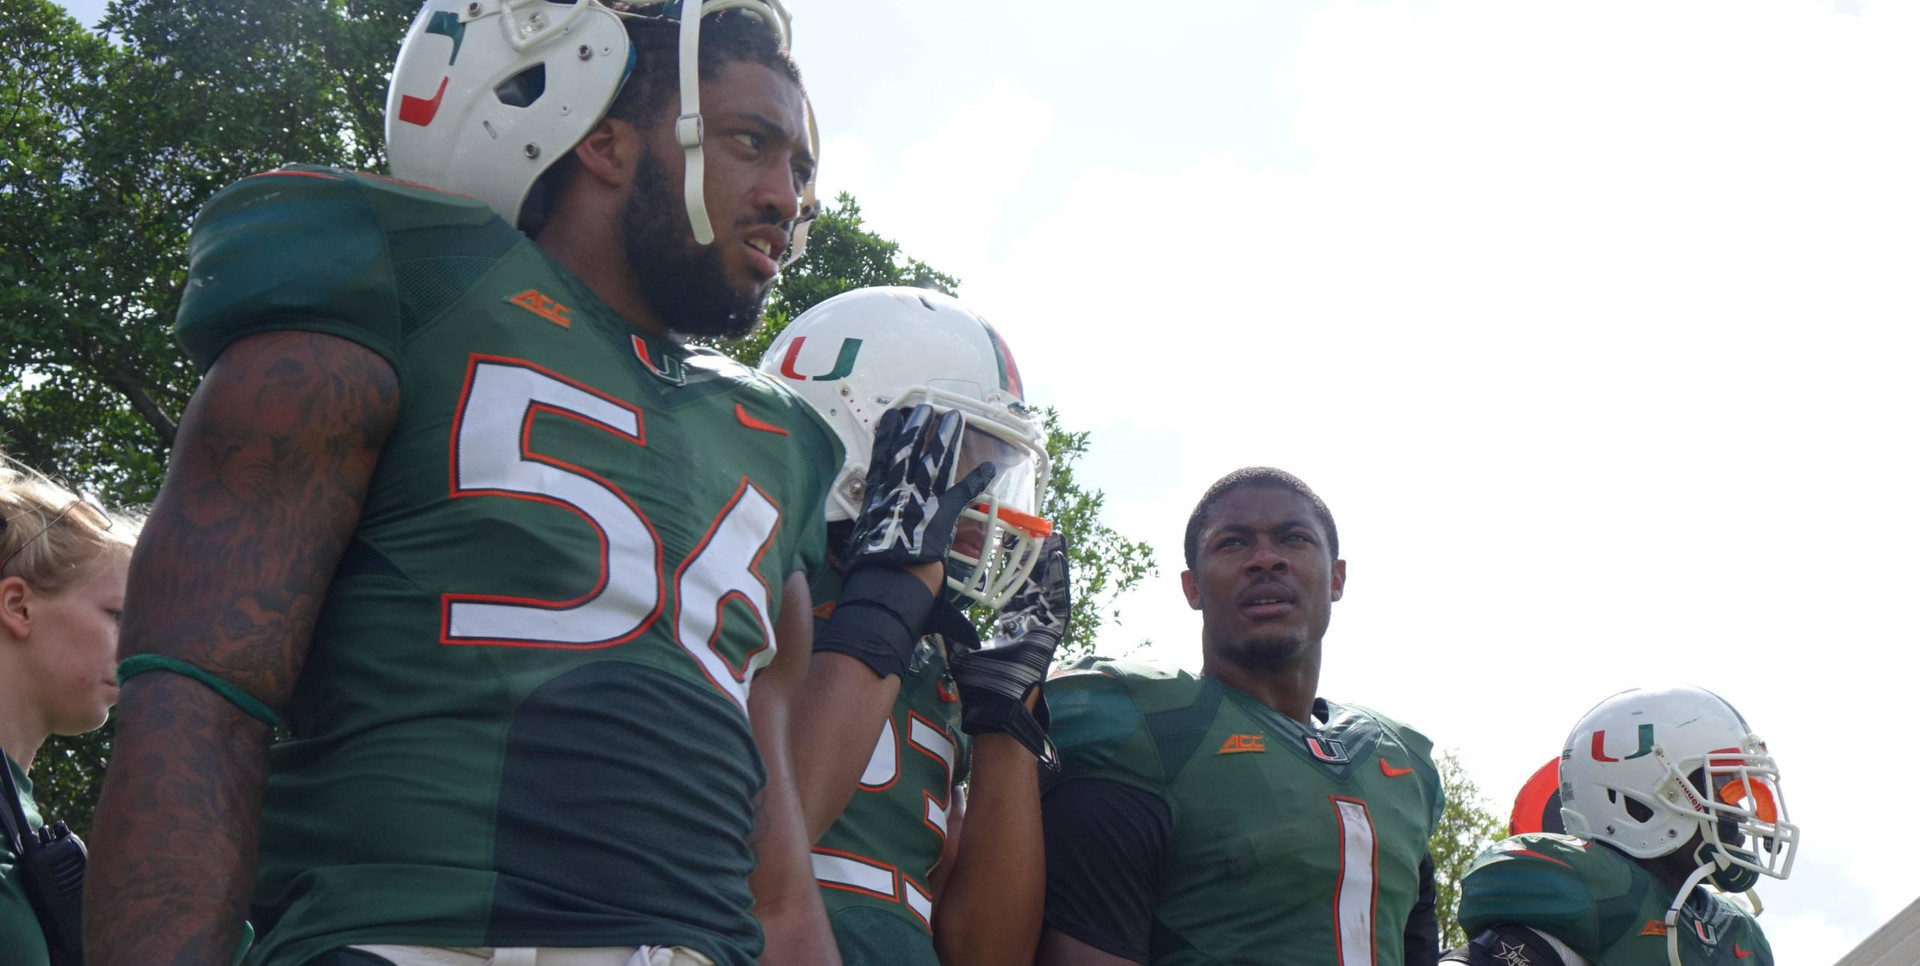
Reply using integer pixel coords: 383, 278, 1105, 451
817, 78, 1055, 285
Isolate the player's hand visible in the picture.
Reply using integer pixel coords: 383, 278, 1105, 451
845, 404, 997, 575
950, 533, 1070, 768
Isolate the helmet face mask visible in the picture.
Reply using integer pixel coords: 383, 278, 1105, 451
387, 0, 817, 258
760, 288, 1053, 612
1558, 685, 1798, 894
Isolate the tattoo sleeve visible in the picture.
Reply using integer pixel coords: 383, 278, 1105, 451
84, 330, 399, 966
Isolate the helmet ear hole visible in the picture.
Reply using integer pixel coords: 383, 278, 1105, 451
1622, 794, 1656, 823
495, 64, 548, 109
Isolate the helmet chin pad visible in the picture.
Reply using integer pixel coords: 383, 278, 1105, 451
1694, 839, 1762, 892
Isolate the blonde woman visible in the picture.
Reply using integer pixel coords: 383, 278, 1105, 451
0, 462, 138, 966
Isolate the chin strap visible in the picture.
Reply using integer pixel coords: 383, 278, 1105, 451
1663, 862, 1718, 966
674, 1, 712, 245
670, 0, 816, 257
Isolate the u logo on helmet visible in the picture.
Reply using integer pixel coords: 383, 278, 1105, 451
396, 11, 467, 127
1589, 724, 1655, 762
777, 337, 863, 381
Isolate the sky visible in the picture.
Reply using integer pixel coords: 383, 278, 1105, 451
54, 0, 1920, 960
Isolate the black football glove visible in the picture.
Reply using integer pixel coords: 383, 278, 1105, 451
950, 533, 1070, 768
816, 404, 998, 679
845, 404, 998, 571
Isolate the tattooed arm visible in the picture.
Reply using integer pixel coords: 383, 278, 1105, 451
749, 571, 843, 966
84, 331, 399, 966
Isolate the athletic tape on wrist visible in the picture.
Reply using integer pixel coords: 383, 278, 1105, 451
118, 654, 285, 731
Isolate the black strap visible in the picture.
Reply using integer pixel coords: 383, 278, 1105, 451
0, 759, 32, 857
1, 759, 86, 966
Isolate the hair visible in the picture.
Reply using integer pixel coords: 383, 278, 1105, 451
522, 7, 802, 234
1183, 467, 1339, 571
607, 7, 802, 128
0, 458, 142, 597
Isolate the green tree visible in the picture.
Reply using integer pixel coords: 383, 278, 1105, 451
3, 0, 1152, 833
1428, 749, 1509, 950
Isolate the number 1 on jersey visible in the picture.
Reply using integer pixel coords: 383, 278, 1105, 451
1331, 796, 1380, 966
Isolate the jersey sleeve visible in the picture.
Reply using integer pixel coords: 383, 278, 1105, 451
1355, 703, 1446, 836
176, 168, 406, 376
1456, 837, 1606, 958
175, 166, 510, 382
1040, 777, 1169, 964
1044, 658, 1172, 798
779, 390, 844, 586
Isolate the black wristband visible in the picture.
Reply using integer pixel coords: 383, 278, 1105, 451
814, 568, 937, 679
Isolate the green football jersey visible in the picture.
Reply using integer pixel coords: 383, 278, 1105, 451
1046, 657, 1444, 966
808, 570, 971, 966
1458, 833, 1772, 966
1, 757, 49, 966
176, 166, 842, 966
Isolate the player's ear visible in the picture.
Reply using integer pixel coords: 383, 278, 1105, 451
570, 116, 640, 188
1180, 570, 1201, 610
1330, 558, 1346, 602
0, 576, 31, 640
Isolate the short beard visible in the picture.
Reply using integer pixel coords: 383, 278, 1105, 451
618, 149, 770, 339
1222, 633, 1308, 671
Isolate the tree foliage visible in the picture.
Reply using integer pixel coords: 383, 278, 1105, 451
1428, 749, 1509, 950
3, 0, 1152, 834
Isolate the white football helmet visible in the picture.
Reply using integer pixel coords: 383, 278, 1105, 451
761, 287, 1053, 611
386, 0, 817, 259
1560, 685, 1797, 894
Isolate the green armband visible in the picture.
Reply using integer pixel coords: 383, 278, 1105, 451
118, 654, 285, 731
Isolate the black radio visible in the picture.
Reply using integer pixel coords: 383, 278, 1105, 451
2, 761, 85, 966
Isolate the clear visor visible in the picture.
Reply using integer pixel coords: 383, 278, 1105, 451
957, 426, 1040, 516
943, 419, 1051, 612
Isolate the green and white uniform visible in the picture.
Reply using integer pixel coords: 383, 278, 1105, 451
1458, 833, 1772, 966
1, 757, 49, 966
807, 571, 970, 966
1046, 657, 1444, 966
176, 166, 842, 966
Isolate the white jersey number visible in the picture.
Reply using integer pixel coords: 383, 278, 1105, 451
445, 358, 781, 708
812, 710, 957, 927
1332, 796, 1379, 966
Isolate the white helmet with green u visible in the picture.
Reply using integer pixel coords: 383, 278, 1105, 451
760, 287, 1054, 612
385, 0, 817, 259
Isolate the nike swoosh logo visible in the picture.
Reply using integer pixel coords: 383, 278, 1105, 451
1734, 945, 1752, 959
1379, 757, 1415, 777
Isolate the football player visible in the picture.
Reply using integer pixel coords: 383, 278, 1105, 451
1446, 685, 1797, 966
84, 3, 962, 965
1038, 468, 1444, 966
1509, 756, 1567, 836
760, 287, 1065, 966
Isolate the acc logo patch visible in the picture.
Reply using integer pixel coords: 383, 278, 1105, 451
1217, 734, 1266, 755
507, 289, 571, 328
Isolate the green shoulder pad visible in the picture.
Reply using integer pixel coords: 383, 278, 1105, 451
1712, 894, 1772, 965
1347, 702, 1444, 832
1459, 834, 1640, 957
1046, 657, 1212, 798
177, 165, 512, 378
715, 361, 846, 586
